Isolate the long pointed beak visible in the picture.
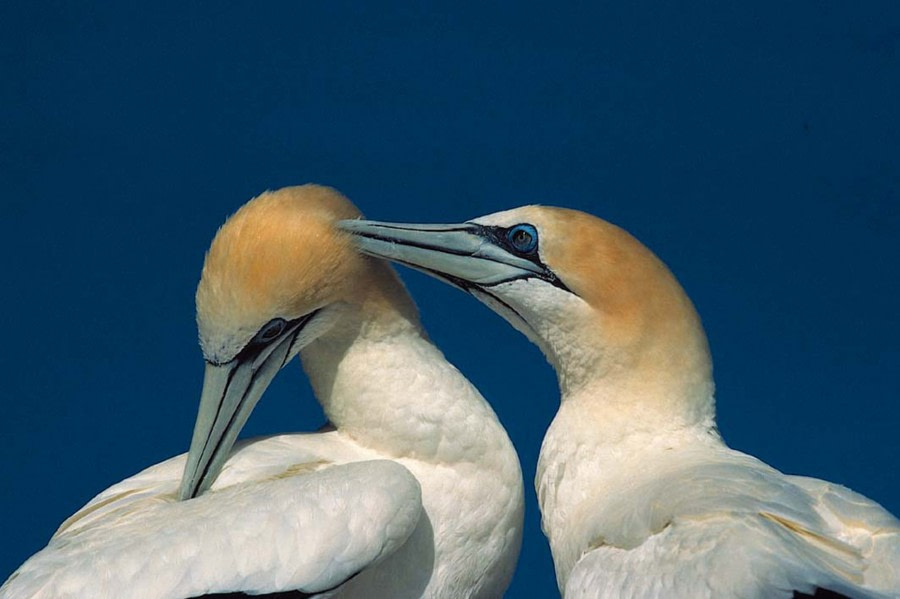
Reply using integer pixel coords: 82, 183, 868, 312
178, 326, 298, 500
337, 220, 548, 289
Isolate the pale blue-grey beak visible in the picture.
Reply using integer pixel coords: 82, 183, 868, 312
337, 219, 560, 290
178, 317, 310, 500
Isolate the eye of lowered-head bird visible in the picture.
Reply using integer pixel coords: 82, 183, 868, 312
2, 185, 523, 599
340, 207, 900, 599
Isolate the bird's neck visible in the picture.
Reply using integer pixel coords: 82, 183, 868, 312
300, 278, 511, 465
531, 291, 721, 583
525, 285, 717, 432
534, 317, 719, 519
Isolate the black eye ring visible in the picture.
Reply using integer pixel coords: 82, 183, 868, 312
254, 318, 286, 344
506, 224, 538, 254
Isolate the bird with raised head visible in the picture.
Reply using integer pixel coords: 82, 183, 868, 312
340, 206, 899, 599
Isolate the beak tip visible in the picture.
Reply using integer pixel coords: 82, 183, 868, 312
336, 218, 369, 233
176, 479, 196, 501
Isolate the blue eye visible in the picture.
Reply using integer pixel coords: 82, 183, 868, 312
506, 224, 538, 254
254, 318, 286, 344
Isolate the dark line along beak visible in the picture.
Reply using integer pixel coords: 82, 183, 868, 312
336, 219, 564, 292
178, 316, 311, 500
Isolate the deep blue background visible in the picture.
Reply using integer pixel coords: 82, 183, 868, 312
2, 3, 898, 596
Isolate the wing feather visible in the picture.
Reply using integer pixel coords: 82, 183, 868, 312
2, 454, 422, 599
564, 448, 898, 598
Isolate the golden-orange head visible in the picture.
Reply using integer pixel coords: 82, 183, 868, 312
197, 184, 412, 364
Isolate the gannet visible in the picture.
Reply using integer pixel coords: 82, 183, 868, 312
1, 186, 523, 599
340, 207, 900, 599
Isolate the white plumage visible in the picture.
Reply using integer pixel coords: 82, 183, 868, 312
544, 426, 900, 598
1, 186, 524, 598
9, 450, 421, 598
341, 205, 900, 599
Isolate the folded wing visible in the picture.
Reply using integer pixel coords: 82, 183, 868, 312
565, 449, 899, 599
2, 452, 422, 599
